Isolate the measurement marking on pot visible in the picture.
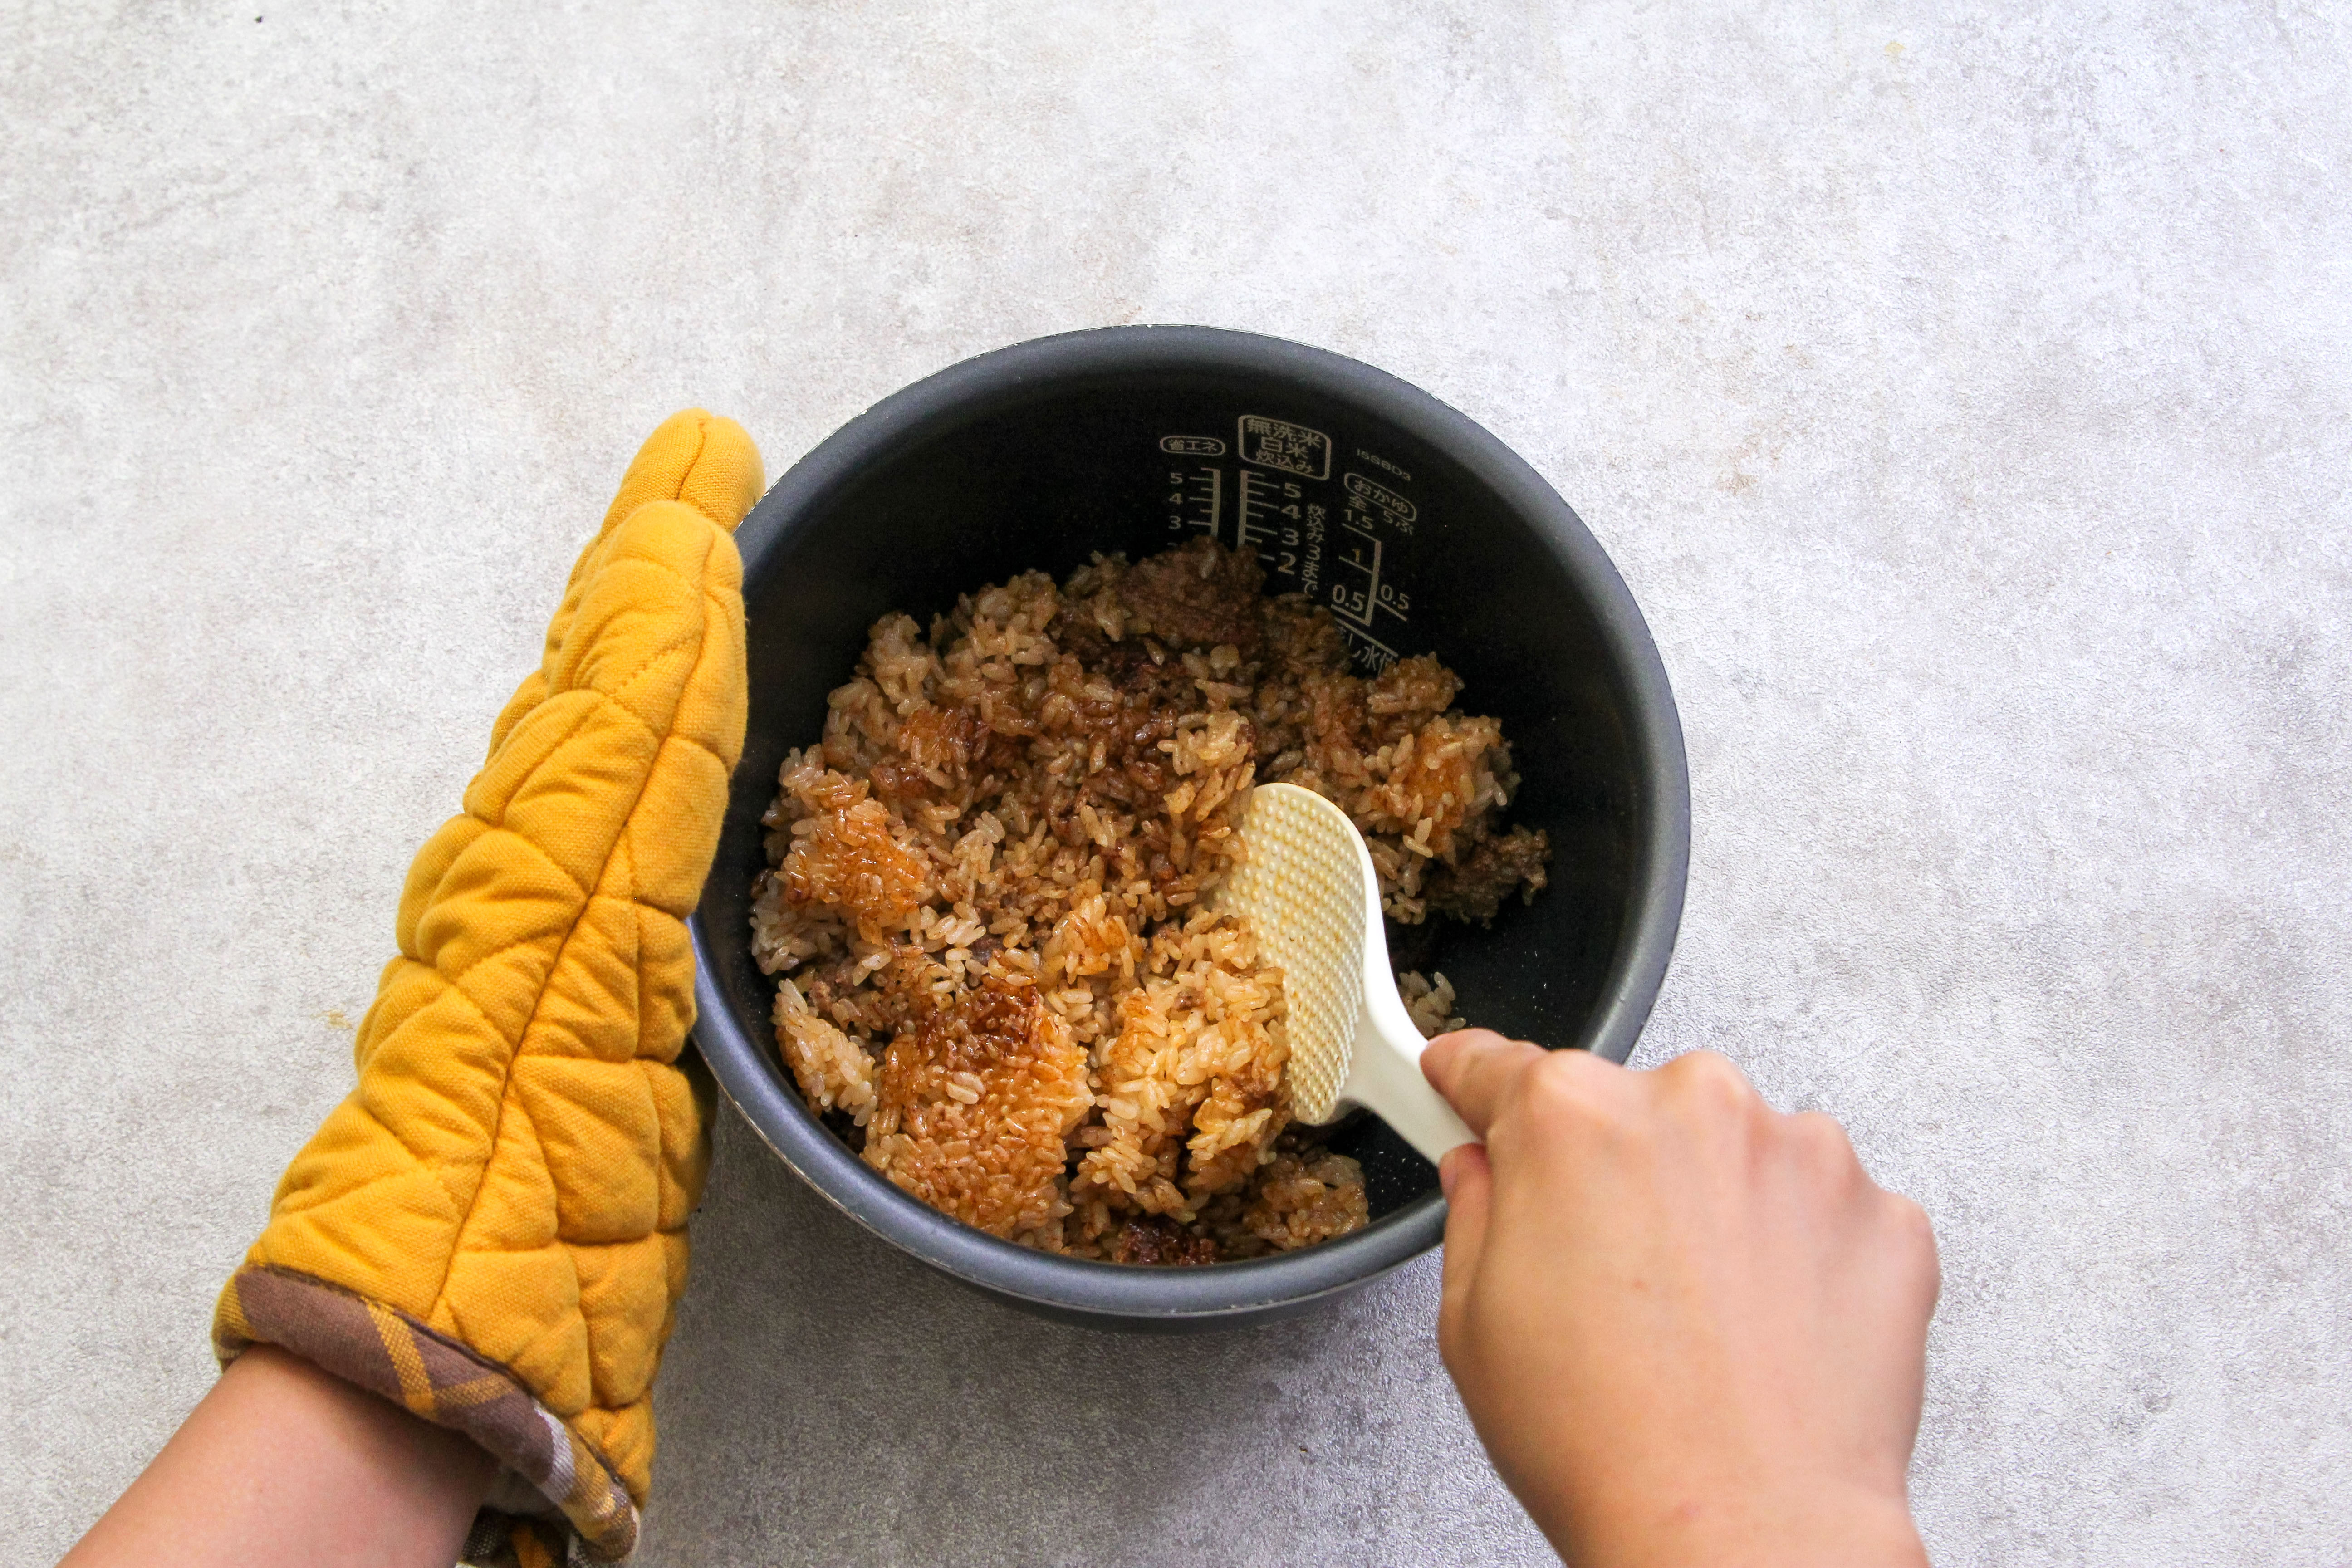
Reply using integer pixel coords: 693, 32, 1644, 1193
1166, 466, 1223, 540
1331, 522, 1406, 671
1238, 415, 1333, 480
1343, 471, 1416, 527
1154, 431, 1409, 671
1237, 467, 1304, 571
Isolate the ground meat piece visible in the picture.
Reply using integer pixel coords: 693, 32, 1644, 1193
1109, 1216, 1220, 1266
1243, 1150, 1371, 1251
1117, 535, 1265, 652
1422, 825, 1552, 924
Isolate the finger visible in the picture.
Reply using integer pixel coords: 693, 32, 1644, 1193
1653, 1048, 1765, 1116
564, 411, 760, 657
1784, 1109, 1866, 1194
1422, 1029, 1546, 1137
1436, 1143, 1494, 1357
1881, 1192, 1943, 1322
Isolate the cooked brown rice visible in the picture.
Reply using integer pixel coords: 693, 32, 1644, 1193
749, 538, 1548, 1262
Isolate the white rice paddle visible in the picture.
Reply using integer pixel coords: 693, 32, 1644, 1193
1220, 782, 1479, 1165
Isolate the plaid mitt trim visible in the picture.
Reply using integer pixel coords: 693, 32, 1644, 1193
214, 1264, 638, 1564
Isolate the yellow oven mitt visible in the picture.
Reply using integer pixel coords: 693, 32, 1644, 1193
212, 411, 762, 1567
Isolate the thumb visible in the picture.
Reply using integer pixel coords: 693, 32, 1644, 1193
598, 410, 765, 539
1436, 1143, 1494, 1361
491, 412, 763, 758
1422, 1028, 1546, 1139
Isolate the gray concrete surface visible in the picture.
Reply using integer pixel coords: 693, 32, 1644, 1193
4, 2, 2348, 1563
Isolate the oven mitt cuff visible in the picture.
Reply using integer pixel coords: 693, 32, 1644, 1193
211, 410, 763, 1565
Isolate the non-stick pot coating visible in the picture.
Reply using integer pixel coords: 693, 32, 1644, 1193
689, 326, 1689, 1329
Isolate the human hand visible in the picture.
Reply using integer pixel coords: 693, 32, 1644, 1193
1422, 1033, 1939, 1568
206, 411, 762, 1564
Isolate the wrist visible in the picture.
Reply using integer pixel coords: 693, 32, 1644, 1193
1541, 1473, 1927, 1568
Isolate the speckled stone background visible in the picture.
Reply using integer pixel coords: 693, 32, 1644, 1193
5, 3, 2348, 1563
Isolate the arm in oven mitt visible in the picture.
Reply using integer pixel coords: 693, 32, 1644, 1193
212, 410, 762, 1565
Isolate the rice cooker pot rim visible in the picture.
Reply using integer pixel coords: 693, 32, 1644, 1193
687, 324, 1691, 1330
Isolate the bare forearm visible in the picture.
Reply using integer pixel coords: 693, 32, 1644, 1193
61, 1346, 493, 1568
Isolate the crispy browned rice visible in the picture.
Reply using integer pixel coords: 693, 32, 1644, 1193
749, 539, 1548, 1262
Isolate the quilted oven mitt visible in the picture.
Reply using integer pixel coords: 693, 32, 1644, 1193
211, 411, 763, 1567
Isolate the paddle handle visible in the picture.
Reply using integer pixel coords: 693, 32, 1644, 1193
1339, 981, 1478, 1166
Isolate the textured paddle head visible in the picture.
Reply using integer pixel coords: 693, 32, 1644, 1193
1218, 782, 1376, 1125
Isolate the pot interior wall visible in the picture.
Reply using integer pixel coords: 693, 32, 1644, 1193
701, 366, 1647, 1221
